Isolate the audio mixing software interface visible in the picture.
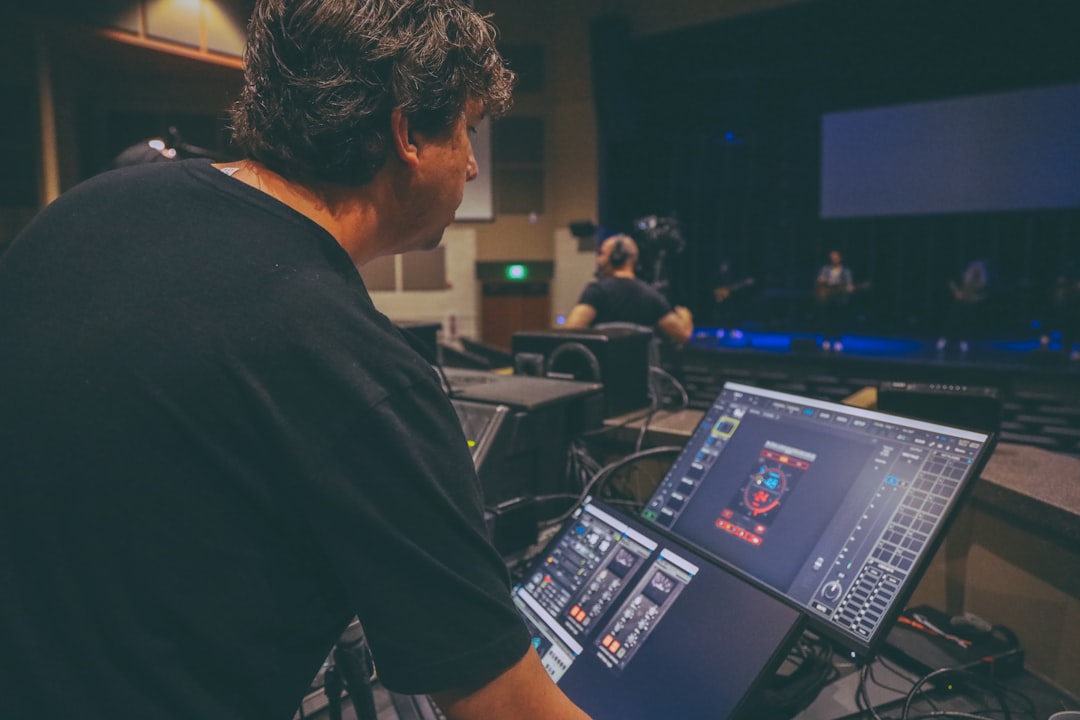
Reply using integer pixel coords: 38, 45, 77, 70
512, 499, 802, 719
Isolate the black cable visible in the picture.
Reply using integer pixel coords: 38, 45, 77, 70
649, 365, 689, 409
857, 664, 888, 720
757, 630, 839, 716
562, 440, 602, 499
568, 440, 602, 479
578, 445, 680, 506
532, 492, 588, 505
868, 656, 917, 696
634, 403, 658, 452
851, 648, 1035, 720
877, 654, 921, 683
901, 668, 1012, 720
992, 683, 1039, 719
905, 713, 1001, 720
541, 445, 682, 528
863, 659, 1037, 720
578, 408, 654, 437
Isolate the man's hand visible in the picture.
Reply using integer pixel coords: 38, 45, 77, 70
658, 305, 694, 345
432, 649, 592, 720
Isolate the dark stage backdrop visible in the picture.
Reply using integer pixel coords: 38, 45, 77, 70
595, 0, 1080, 337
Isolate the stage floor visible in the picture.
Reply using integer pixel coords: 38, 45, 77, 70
689, 326, 1080, 375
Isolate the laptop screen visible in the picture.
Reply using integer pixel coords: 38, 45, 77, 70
513, 498, 803, 720
641, 381, 994, 657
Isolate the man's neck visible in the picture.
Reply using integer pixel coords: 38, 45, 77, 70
214, 160, 382, 266
610, 267, 636, 279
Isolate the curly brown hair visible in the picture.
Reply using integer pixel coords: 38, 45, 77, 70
229, 0, 515, 188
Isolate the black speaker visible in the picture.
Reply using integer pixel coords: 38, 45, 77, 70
877, 381, 1002, 434
512, 326, 651, 418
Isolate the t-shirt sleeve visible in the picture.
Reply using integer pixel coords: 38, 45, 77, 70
578, 280, 603, 308
288, 370, 530, 695
643, 288, 673, 326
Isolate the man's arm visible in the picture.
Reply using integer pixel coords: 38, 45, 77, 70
432, 648, 592, 720
563, 303, 597, 329
657, 305, 693, 345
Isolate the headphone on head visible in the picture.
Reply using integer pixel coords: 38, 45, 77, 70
607, 236, 629, 270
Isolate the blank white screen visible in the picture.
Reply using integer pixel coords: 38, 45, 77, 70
820, 83, 1080, 218
455, 117, 493, 221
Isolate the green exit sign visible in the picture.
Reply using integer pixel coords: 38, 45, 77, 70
505, 264, 528, 280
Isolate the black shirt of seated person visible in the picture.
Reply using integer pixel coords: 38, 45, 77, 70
577, 275, 673, 327
565, 234, 694, 345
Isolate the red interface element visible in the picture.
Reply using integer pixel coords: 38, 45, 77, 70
718, 444, 814, 546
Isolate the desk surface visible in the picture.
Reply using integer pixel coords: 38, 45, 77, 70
792, 654, 1080, 720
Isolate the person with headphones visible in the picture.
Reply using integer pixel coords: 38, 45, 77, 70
564, 234, 694, 345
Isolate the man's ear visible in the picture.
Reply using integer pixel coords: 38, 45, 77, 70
391, 108, 420, 168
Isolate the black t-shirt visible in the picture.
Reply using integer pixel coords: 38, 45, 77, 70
577, 276, 672, 327
0, 160, 529, 719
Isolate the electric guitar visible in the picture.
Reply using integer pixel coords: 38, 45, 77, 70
815, 280, 871, 304
713, 277, 755, 303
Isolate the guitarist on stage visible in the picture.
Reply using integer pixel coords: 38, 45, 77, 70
815, 249, 856, 351
711, 258, 755, 335
937, 257, 990, 354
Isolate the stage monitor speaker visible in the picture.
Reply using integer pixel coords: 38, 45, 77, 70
511, 326, 651, 418
877, 381, 1002, 434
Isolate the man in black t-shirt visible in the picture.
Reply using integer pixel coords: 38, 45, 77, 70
0, 2, 591, 720
564, 234, 694, 345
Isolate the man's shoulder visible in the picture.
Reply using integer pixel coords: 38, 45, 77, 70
622, 276, 666, 299
602, 275, 652, 290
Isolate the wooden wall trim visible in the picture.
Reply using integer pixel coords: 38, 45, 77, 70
96, 27, 243, 70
